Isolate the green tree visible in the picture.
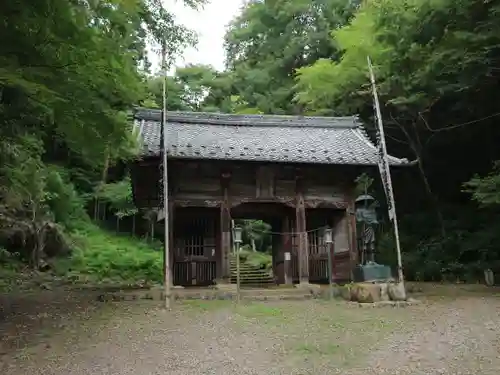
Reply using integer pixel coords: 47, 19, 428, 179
295, 0, 500, 234
0, 0, 204, 265
221, 0, 360, 114
146, 64, 219, 111
236, 220, 272, 253
464, 162, 500, 206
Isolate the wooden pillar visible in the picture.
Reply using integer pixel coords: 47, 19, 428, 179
346, 200, 357, 281
282, 215, 293, 285
295, 186, 309, 283
219, 174, 231, 282
168, 201, 175, 286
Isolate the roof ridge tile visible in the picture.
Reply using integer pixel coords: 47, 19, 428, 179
133, 107, 358, 129
133, 108, 409, 166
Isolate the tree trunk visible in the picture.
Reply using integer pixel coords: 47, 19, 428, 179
31, 221, 48, 270
94, 148, 110, 223
251, 237, 257, 252
93, 198, 99, 221
416, 156, 446, 237
101, 148, 110, 183
391, 114, 446, 237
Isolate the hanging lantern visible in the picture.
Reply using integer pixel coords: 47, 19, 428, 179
232, 226, 243, 244
323, 226, 333, 245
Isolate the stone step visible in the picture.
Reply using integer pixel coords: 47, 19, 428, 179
233, 283, 276, 288
230, 267, 271, 273
229, 258, 275, 286
233, 284, 277, 289
230, 270, 271, 276
230, 277, 274, 284
229, 265, 265, 271
230, 276, 272, 281
97, 288, 316, 302
230, 274, 273, 279
231, 278, 273, 283
230, 266, 269, 271
229, 260, 265, 266
230, 272, 269, 277
230, 269, 272, 274
230, 268, 264, 273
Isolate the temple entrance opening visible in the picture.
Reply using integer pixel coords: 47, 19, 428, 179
169, 203, 354, 287
231, 202, 293, 286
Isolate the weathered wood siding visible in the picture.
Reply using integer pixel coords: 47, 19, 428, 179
173, 164, 221, 209
131, 159, 357, 208
229, 165, 257, 199
131, 157, 362, 285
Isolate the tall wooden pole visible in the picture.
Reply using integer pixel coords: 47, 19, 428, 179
236, 241, 241, 303
367, 56, 404, 284
161, 41, 171, 310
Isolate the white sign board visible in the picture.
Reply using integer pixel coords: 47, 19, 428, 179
284, 252, 291, 261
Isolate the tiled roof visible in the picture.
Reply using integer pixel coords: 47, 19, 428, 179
132, 108, 409, 166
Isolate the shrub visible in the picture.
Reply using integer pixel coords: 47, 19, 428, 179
238, 249, 272, 270
54, 222, 162, 285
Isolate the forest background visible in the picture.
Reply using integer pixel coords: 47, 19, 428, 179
1, 0, 499, 288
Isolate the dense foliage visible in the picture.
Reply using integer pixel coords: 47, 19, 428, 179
2, 0, 500, 284
0, 0, 203, 279
292, 0, 500, 279
179, 0, 500, 281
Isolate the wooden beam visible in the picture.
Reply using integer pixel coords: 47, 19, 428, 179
346, 198, 357, 281
219, 174, 231, 281
168, 201, 175, 286
295, 172, 309, 284
172, 199, 220, 208
282, 215, 293, 285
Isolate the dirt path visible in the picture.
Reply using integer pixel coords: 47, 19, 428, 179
1, 294, 499, 375
346, 297, 500, 375
2, 302, 283, 375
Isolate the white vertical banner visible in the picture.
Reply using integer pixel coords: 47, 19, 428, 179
367, 56, 404, 285
375, 122, 396, 221
368, 57, 395, 221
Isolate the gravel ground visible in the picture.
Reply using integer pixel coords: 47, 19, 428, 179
1, 289, 500, 375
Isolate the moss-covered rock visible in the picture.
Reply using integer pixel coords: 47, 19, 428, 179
339, 284, 354, 301
388, 282, 406, 301
351, 283, 382, 303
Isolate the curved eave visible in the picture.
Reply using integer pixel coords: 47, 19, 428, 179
131, 151, 415, 167
351, 125, 412, 167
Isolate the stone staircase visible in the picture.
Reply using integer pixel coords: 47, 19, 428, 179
230, 255, 275, 287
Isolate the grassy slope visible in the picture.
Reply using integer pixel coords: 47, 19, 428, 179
56, 223, 163, 285
0, 223, 163, 291
1, 222, 276, 291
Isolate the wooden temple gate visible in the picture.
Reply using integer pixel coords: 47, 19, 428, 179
168, 203, 355, 286
132, 159, 359, 287
129, 109, 408, 287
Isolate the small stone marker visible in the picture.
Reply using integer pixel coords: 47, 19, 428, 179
388, 282, 406, 301
484, 269, 494, 286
